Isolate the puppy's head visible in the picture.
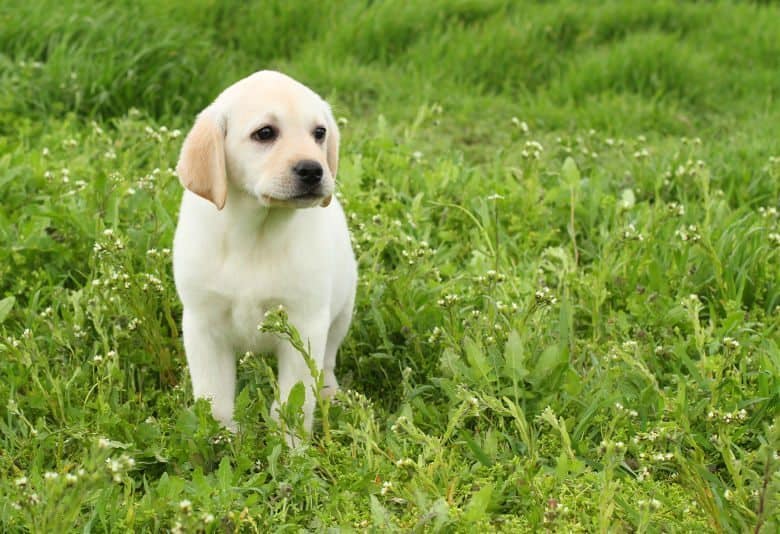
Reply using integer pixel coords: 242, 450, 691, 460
176, 70, 340, 210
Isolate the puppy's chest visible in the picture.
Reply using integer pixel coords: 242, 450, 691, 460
217, 269, 308, 352
212, 243, 322, 336
215, 243, 311, 299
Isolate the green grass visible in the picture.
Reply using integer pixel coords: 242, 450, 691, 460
1, 0, 779, 531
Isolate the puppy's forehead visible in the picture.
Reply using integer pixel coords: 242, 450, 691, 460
219, 71, 325, 126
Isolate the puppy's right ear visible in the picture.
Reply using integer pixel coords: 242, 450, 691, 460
176, 109, 227, 210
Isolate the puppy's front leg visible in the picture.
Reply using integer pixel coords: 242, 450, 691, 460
182, 310, 237, 430
273, 316, 329, 438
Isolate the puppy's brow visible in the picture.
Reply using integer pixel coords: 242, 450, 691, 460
249, 112, 280, 132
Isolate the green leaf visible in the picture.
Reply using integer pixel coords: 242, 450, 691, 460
286, 381, 306, 415
558, 293, 573, 350
555, 451, 585, 478
562, 156, 580, 185
267, 444, 282, 479
439, 347, 463, 378
462, 430, 494, 467
0, 296, 15, 324
530, 344, 568, 388
216, 457, 233, 491
503, 330, 528, 382
463, 484, 493, 522
369, 495, 391, 528
464, 336, 492, 383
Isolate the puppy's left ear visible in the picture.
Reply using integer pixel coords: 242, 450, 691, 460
324, 102, 340, 180
320, 103, 340, 208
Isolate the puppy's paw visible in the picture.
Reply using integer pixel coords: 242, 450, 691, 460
322, 372, 340, 399
223, 419, 239, 433
320, 384, 340, 400
283, 429, 305, 449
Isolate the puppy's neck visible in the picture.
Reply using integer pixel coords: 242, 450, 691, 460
222, 183, 294, 234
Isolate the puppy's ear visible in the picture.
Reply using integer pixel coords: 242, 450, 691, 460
324, 102, 340, 180
176, 109, 227, 210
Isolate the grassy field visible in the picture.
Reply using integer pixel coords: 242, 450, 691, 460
1, 0, 779, 531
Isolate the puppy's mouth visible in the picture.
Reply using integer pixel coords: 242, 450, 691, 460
260, 192, 332, 208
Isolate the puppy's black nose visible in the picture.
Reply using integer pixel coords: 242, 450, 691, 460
293, 159, 323, 185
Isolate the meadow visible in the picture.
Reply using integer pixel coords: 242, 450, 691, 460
1, 0, 779, 531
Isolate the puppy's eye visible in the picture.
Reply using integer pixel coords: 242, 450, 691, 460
251, 126, 277, 142
313, 126, 326, 142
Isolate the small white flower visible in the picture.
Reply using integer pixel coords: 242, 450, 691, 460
179, 499, 192, 513
667, 202, 685, 216
511, 117, 530, 134
107, 458, 121, 472
380, 481, 393, 495
535, 286, 557, 305
15, 476, 28, 487
395, 458, 414, 468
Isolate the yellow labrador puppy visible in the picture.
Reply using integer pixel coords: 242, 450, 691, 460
173, 71, 357, 439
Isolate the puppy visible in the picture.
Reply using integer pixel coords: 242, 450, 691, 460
172, 71, 357, 438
